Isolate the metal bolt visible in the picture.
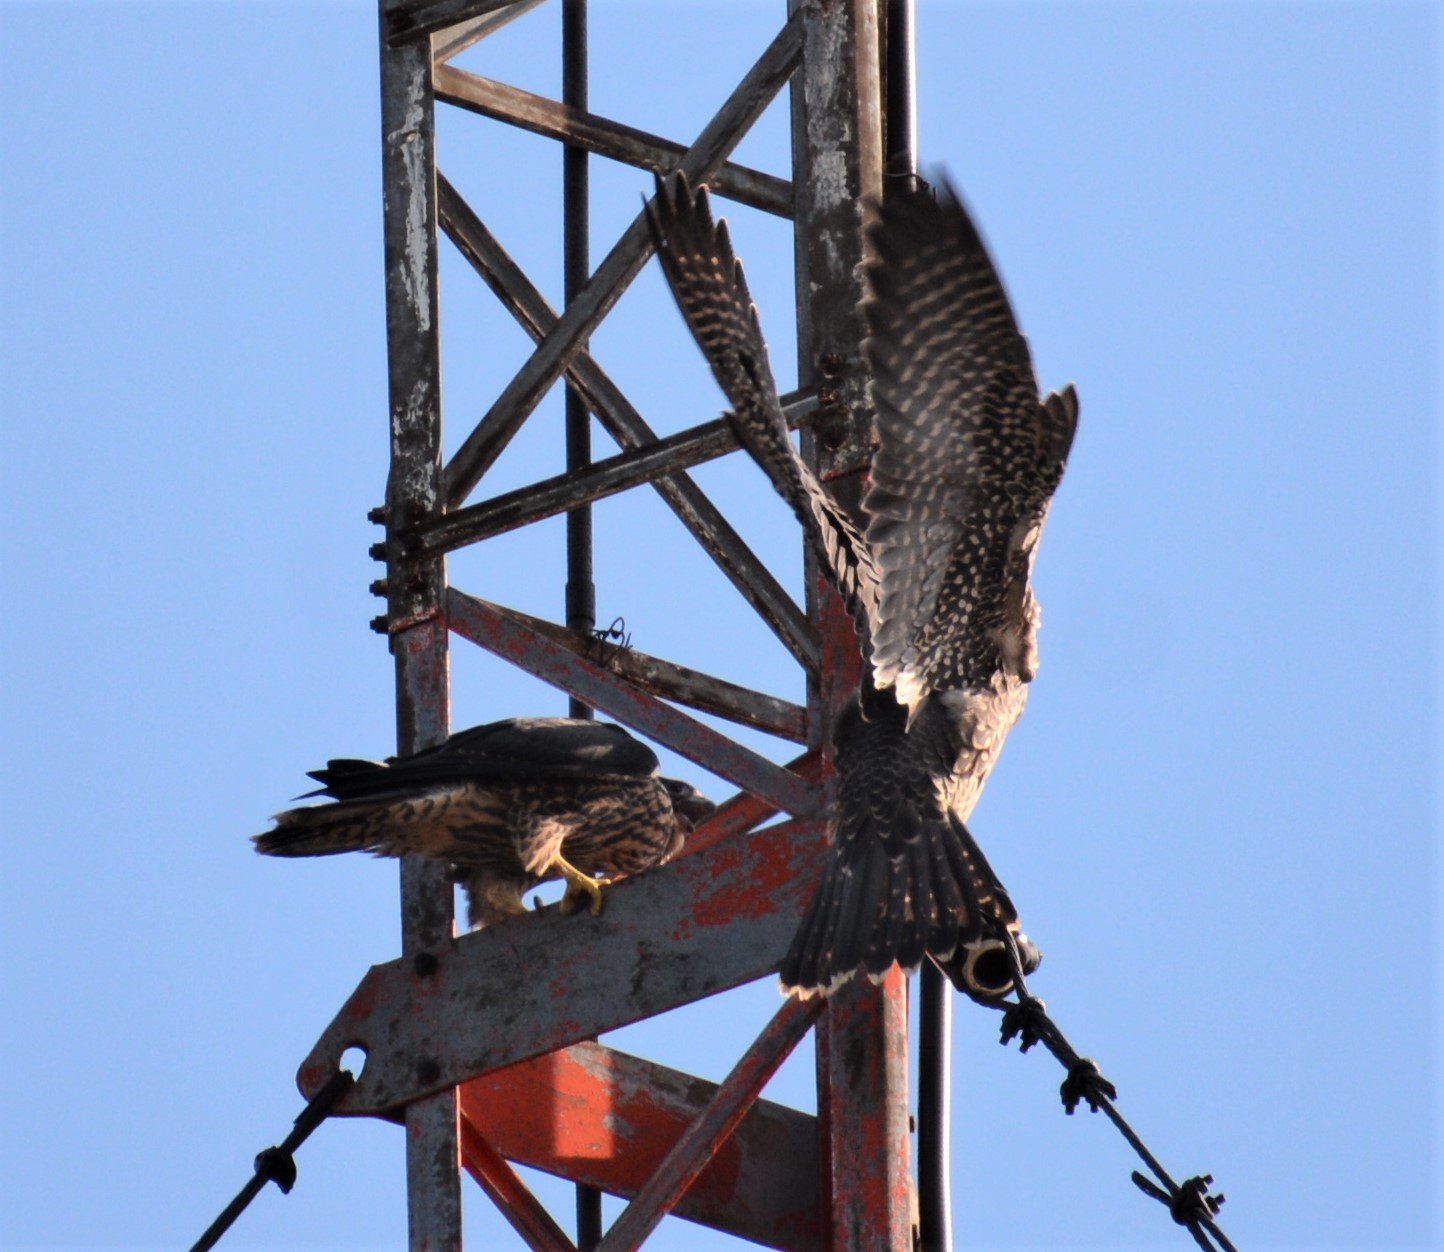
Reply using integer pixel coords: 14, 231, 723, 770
820, 422, 845, 450
368, 542, 387, 562
369, 579, 389, 598
367, 506, 387, 525
413, 951, 439, 977
369, 615, 390, 634
820, 352, 844, 376
417, 1059, 441, 1085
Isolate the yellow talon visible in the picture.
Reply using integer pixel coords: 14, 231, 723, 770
553, 855, 610, 917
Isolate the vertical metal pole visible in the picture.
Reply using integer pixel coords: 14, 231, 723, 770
790, 1, 912, 1248
563, 0, 596, 721
881, 3, 952, 1248
562, 3, 603, 1245
378, 10, 461, 1249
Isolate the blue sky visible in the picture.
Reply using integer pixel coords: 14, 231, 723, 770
1, 2, 1438, 1249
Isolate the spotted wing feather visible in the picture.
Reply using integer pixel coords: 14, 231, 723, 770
647, 171, 879, 631
862, 180, 1077, 713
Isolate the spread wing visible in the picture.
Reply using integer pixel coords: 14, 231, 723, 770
862, 179, 1077, 715
646, 171, 879, 632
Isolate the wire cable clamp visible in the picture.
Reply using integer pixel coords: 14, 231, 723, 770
189, 1068, 355, 1252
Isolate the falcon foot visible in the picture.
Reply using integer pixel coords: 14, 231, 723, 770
554, 856, 610, 917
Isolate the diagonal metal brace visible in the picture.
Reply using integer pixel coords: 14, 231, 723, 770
434, 177, 821, 672
442, 12, 804, 506
435, 65, 791, 217
446, 587, 818, 817
595, 997, 824, 1251
459, 1120, 578, 1252
460, 1040, 821, 1249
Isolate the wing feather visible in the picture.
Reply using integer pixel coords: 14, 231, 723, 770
862, 178, 1077, 710
647, 171, 880, 632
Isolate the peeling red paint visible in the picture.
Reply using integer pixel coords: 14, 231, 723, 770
691, 819, 825, 930
462, 1040, 820, 1250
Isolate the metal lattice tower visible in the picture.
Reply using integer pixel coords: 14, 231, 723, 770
298, 2, 929, 1246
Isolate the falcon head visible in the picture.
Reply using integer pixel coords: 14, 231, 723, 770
662, 778, 716, 850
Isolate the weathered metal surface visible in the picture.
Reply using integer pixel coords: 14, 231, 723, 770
789, 0, 881, 484
434, 171, 822, 671
458, 1120, 578, 1251
416, 386, 819, 558
447, 588, 819, 817
434, 65, 793, 218
386, 0, 518, 45
297, 814, 826, 1115
377, 10, 461, 1247
431, 0, 544, 65
447, 597, 807, 744
684, 749, 819, 858
461, 1041, 820, 1249
816, 971, 914, 1250
442, 12, 804, 507
786, 3, 916, 1249
595, 998, 824, 1251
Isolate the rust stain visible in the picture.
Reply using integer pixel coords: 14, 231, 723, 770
691, 822, 824, 930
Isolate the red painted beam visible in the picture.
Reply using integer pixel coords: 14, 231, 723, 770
682, 749, 822, 858
458, 1120, 578, 1252
462, 1040, 820, 1250
596, 998, 823, 1251
817, 970, 913, 1248
298, 815, 826, 1114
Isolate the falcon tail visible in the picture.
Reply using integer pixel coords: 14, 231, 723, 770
251, 799, 392, 858
778, 808, 1039, 1003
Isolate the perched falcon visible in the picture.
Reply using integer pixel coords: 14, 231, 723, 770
254, 717, 715, 928
648, 171, 1076, 1000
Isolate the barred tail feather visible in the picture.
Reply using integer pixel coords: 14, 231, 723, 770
251, 800, 391, 858
779, 810, 1037, 1001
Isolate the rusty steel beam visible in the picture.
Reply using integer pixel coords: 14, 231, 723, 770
459, 1121, 579, 1252
434, 179, 820, 672
386, 0, 518, 45
785, 2, 915, 1249
682, 749, 820, 858
434, 65, 792, 217
595, 998, 824, 1251
447, 588, 818, 816
789, 0, 880, 484
417, 389, 816, 555
431, 0, 544, 64
816, 971, 913, 1246
297, 814, 826, 1115
445, 596, 807, 743
461, 1041, 821, 1249
376, 10, 461, 1248
442, 12, 804, 508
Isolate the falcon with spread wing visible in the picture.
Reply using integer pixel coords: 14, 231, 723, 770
254, 717, 714, 928
648, 172, 1076, 1000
